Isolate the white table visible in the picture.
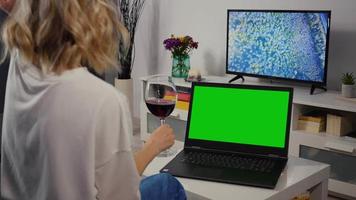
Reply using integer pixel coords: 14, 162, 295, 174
143, 141, 330, 200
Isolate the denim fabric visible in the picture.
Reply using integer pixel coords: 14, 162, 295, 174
140, 173, 187, 200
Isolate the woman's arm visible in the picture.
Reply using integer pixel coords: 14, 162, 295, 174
134, 124, 175, 175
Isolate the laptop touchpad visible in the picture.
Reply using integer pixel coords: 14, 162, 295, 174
192, 167, 223, 178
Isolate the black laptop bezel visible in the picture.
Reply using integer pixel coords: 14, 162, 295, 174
184, 82, 293, 158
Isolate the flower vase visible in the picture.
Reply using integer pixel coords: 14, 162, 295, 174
172, 54, 190, 78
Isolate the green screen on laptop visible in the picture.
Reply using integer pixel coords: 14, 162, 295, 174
187, 85, 290, 148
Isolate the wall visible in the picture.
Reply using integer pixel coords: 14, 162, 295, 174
131, 0, 356, 117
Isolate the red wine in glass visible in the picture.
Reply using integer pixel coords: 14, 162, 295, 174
145, 99, 176, 119
144, 75, 177, 157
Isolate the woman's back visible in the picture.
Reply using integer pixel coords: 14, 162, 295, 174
1, 1, 185, 199
1, 54, 140, 199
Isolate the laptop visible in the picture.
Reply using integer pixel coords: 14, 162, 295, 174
160, 82, 293, 189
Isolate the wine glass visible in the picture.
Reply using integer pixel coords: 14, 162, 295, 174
145, 75, 177, 157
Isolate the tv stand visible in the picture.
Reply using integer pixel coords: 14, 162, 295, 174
310, 84, 327, 95
228, 74, 245, 83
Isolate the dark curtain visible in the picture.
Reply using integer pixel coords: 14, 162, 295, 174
0, 56, 9, 115
0, 9, 8, 114
0, 9, 9, 161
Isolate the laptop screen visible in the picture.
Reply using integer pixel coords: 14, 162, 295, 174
187, 84, 291, 148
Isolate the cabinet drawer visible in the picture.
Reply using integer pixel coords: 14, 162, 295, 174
147, 113, 187, 141
299, 145, 356, 185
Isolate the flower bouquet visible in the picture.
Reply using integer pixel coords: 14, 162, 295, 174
163, 35, 198, 78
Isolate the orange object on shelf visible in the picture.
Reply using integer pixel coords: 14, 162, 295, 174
163, 95, 176, 101
176, 101, 189, 111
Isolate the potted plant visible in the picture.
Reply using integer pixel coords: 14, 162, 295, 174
341, 72, 355, 98
116, 0, 145, 79
114, 0, 145, 113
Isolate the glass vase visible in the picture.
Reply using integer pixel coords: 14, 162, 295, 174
171, 54, 190, 78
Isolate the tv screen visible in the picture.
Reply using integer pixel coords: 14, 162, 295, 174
226, 10, 331, 85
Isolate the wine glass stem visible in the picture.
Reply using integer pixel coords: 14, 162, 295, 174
160, 118, 165, 125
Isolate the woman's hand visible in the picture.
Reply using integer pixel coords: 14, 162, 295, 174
0, 0, 16, 13
146, 124, 175, 154
134, 125, 175, 175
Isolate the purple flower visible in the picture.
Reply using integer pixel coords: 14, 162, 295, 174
163, 35, 198, 56
163, 38, 181, 50
191, 42, 198, 49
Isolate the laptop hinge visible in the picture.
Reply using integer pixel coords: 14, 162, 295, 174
185, 146, 287, 159
187, 146, 202, 150
268, 154, 288, 160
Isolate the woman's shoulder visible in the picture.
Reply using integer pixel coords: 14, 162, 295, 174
62, 68, 126, 103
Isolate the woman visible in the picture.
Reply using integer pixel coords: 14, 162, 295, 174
0, 0, 186, 199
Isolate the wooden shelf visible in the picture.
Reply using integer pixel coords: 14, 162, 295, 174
292, 130, 345, 141
290, 130, 356, 155
293, 87, 356, 113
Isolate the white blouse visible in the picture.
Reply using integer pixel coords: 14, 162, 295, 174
1, 53, 140, 200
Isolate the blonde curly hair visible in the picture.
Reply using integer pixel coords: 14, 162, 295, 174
1, 0, 129, 74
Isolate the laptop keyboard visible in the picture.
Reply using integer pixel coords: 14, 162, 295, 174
181, 151, 276, 173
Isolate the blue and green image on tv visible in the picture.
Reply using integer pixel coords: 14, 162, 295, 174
188, 85, 291, 148
226, 10, 331, 84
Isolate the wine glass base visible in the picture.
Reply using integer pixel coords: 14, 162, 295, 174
157, 147, 177, 157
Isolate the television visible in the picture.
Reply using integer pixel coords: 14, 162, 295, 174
226, 10, 331, 93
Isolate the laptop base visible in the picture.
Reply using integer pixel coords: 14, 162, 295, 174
160, 150, 287, 189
